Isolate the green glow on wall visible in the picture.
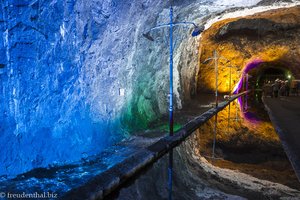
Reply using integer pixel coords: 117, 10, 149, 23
158, 123, 182, 133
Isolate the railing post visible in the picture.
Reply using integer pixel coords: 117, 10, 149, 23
168, 5, 173, 200
212, 50, 218, 159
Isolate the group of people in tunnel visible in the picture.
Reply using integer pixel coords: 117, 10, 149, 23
263, 79, 299, 98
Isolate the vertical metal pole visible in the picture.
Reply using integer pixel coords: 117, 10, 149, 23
213, 114, 217, 159
212, 50, 218, 159
227, 67, 231, 132
169, 6, 173, 136
245, 74, 249, 111
242, 74, 245, 112
229, 67, 232, 95
168, 5, 173, 200
214, 50, 218, 107
235, 100, 239, 121
235, 71, 241, 117
227, 103, 230, 132
168, 151, 173, 200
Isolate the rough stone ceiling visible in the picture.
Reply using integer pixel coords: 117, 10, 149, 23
198, 5, 300, 93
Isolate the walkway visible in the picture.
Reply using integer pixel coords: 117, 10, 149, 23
263, 96, 300, 181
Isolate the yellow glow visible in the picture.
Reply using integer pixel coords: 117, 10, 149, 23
197, 5, 299, 94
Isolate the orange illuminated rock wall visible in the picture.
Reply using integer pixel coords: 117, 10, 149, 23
197, 5, 300, 93
193, 6, 300, 153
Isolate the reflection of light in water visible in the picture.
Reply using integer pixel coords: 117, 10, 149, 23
237, 96, 260, 124
233, 59, 266, 124
233, 59, 263, 94
243, 111, 261, 124
237, 96, 242, 107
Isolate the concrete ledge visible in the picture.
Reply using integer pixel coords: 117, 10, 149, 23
62, 92, 247, 200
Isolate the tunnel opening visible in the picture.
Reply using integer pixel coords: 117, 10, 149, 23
232, 61, 296, 123
246, 62, 293, 91
257, 67, 286, 85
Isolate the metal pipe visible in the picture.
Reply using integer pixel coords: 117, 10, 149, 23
212, 50, 218, 159
168, 5, 173, 200
212, 113, 217, 159
142, 6, 202, 200
235, 100, 239, 121
229, 67, 232, 95
168, 151, 173, 200
227, 67, 232, 133
169, 6, 174, 137
214, 50, 218, 107
245, 74, 249, 111
227, 102, 231, 132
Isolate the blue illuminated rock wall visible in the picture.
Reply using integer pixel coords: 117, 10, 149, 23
0, 0, 211, 177
0, 0, 133, 177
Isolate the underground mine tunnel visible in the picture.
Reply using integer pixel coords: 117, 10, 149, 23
1, 0, 300, 200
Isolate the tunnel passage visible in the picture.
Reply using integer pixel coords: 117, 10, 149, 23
198, 5, 300, 94
256, 66, 288, 86
193, 5, 300, 189
196, 4, 300, 152
233, 60, 295, 94
246, 62, 294, 91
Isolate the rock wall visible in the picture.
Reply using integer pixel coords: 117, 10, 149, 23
0, 0, 216, 177
0, 0, 126, 177
198, 5, 300, 93
1, 0, 294, 178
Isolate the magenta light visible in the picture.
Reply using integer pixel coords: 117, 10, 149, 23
233, 59, 263, 94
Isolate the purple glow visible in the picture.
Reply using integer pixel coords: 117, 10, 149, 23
237, 96, 260, 124
237, 96, 243, 107
244, 111, 261, 123
234, 59, 264, 122
233, 59, 263, 94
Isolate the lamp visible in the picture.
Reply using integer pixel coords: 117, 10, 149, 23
192, 25, 204, 37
